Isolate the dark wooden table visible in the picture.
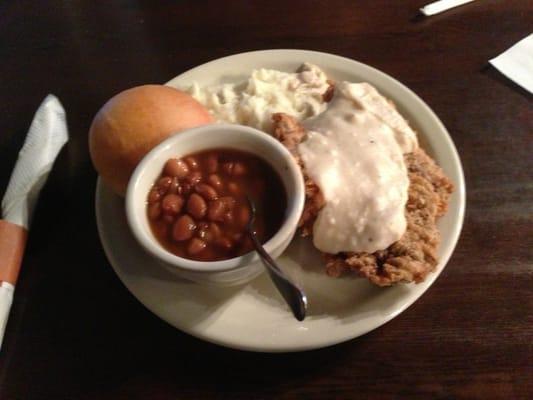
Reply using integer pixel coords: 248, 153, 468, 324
1, 1, 531, 399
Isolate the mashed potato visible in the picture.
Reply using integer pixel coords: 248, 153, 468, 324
186, 63, 329, 133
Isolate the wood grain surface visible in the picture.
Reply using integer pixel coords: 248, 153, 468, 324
0, 1, 531, 399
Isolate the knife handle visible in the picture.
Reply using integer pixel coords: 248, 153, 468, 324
0, 220, 28, 286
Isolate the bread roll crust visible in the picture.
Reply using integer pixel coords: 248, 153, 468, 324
89, 85, 213, 195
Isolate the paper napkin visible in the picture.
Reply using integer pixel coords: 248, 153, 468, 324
489, 33, 533, 94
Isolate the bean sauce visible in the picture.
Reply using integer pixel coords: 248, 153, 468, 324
147, 149, 287, 261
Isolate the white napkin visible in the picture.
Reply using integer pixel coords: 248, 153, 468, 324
489, 33, 533, 94
2, 95, 68, 228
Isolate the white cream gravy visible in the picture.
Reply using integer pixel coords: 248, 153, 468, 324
299, 82, 418, 254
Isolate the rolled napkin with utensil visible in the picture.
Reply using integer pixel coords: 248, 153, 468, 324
0, 95, 68, 350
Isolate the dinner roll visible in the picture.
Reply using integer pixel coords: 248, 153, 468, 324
89, 85, 213, 195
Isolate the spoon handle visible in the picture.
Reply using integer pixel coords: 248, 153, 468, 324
247, 231, 307, 321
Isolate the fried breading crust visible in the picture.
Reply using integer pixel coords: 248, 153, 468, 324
272, 113, 325, 236
272, 113, 454, 286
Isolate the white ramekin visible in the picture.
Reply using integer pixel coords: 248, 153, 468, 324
125, 124, 305, 286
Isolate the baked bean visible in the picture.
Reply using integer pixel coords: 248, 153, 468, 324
147, 149, 286, 262
186, 171, 202, 185
205, 154, 218, 173
223, 210, 234, 224
185, 156, 199, 170
221, 162, 234, 175
168, 177, 180, 194
219, 196, 236, 210
147, 202, 161, 220
215, 237, 233, 250
196, 222, 220, 243
233, 162, 247, 176
208, 222, 222, 239
195, 183, 218, 201
172, 215, 196, 241
161, 194, 184, 215
187, 193, 207, 219
196, 222, 210, 240
148, 188, 161, 204
227, 182, 241, 195
232, 232, 243, 243
207, 199, 226, 222
236, 204, 251, 227
157, 176, 172, 194
164, 159, 189, 178
207, 174, 223, 190
187, 238, 207, 255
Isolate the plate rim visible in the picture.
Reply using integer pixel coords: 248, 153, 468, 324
96, 49, 466, 352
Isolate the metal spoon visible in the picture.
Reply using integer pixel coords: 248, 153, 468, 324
245, 196, 307, 321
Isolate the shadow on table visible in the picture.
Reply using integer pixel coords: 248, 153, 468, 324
481, 64, 532, 101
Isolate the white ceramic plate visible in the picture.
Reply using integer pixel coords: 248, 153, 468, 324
95, 50, 465, 352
